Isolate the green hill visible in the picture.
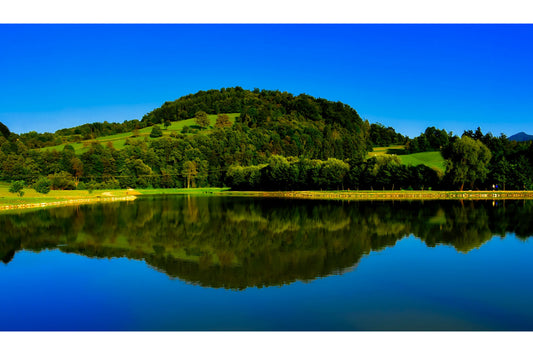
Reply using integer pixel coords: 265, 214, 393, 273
9, 87, 519, 192
41, 113, 239, 154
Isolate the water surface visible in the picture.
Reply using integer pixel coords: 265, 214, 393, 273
1, 196, 532, 330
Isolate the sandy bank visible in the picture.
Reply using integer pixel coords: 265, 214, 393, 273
0, 195, 137, 211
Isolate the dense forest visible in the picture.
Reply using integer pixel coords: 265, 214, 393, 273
1, 87, 533, 191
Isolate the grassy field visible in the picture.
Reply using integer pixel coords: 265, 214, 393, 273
0, 181, 133, 208
0, 181, 233, 210
369, 145, 446, 172
398, 151, 446, 172
3, 181, 533, 212
40, 113, 239, 154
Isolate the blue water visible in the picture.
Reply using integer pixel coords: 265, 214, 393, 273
0, 236, 531, 330
1, 197, 533, 330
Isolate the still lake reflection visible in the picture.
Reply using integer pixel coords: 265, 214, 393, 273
1, 196, 533, 330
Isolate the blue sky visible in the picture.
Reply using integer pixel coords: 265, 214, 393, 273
0, 24, 532, 138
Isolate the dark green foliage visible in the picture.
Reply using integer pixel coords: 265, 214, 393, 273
0, 122, 11, 139
444, 136, 492, 190
2, 88, 533, 191
33, 176, 52, 194
182, 161, 198, 188
150, 125, 163, 138
407, 127, 452, 153
48, 171, 77, 190
9, 180, 25, 197
141, 88, 365, 135
369, 123, 408, 147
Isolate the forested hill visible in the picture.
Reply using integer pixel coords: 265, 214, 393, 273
2, 88, 533, 192
0, 88, 377, 191
141, 87, 365, 132
25, 87, 369, 151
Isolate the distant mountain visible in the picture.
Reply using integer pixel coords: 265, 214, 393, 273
509, 132, 533, 142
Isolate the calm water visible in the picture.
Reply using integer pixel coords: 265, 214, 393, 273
1, 196, 533, 330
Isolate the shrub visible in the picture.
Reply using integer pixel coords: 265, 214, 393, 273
150, 125, 163, 138
9, 180, 25, 197
48, 171, 76, 190
33, 176, 52, 194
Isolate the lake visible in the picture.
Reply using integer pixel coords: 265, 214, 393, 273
1, 195, 533, 330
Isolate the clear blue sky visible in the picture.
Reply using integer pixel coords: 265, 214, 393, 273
0, 24, 532, 138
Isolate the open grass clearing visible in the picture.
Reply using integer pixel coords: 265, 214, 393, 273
369, 146, 446, 172
398, 151, 446, 172
39, 113, 239, 154
368, 145, 406, 157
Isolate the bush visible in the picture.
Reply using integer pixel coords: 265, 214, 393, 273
33, 176, 52, 194
48, 171, 76, 190
150, 125, 163, 138
9, 180, 25, 197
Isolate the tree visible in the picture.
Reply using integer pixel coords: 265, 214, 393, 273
150, 125, 163, 138
445, 136, 492, 190
320, 158, 350, 189
164, 120, 171, 130
9, 180, 25, 197
33, 176, 52, 194
48, 171, 77, 190
182, 161, 198, 188
194, 111, 210, 129
493, 157, 511, 190
215, 114, 232, 128
265, 155, 290, 188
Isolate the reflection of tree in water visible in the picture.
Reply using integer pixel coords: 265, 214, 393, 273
1, 197, 532, 289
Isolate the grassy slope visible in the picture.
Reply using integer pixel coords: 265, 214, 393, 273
369, 146, 446, 172
40, 113, 239, 154
398, 151, 446, 172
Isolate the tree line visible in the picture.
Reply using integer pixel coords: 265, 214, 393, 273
1, 87, 532, 192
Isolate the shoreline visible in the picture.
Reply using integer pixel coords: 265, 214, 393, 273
0, 195, 137, 212
250, 190, 533, 201
1, 189, 533, 212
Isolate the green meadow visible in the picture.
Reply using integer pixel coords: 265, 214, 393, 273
398, 151, 446, 172
40, 113, 239, 154
369, 145, 446, 172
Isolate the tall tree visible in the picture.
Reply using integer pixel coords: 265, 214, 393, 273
445, 136, 492, 190
182, 161, 198, 188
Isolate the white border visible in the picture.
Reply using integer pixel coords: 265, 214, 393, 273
0, 0, 532, 23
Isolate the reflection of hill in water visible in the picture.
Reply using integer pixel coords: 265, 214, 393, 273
1, 196, 532, 289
